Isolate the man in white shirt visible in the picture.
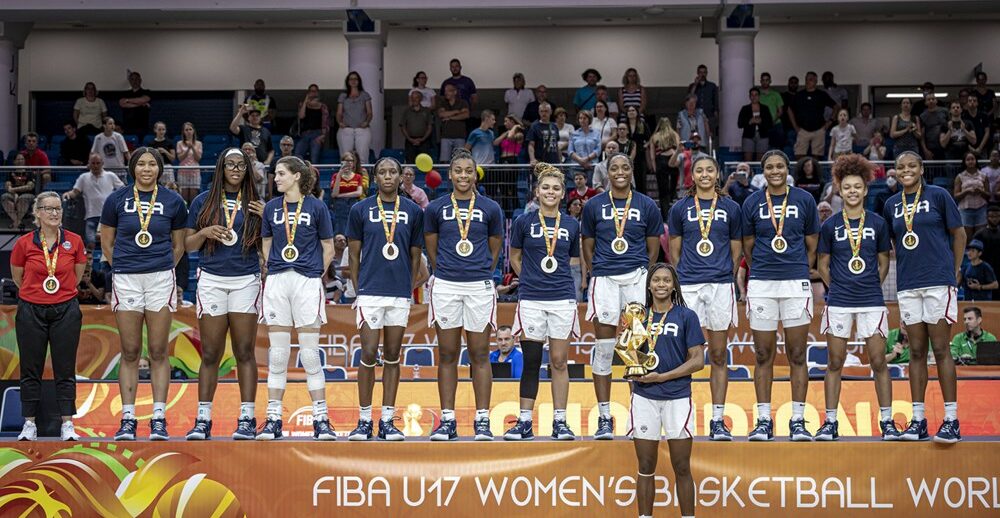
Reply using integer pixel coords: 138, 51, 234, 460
63, 153, 125, 250
504, 73, 535, 121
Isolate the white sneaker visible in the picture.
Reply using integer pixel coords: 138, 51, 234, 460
17, 421, 37, 441
61, 421, 80, 441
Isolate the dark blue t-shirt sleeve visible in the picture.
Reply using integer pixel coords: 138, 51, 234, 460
316, 200, 335, 239
581, 202, 596, 238
667, 201, 682, 237
185, 195, 202, 229
569, 222, 581, 258
100, 193, 119, 228
881, 200, 896, 241
261, 204, 273, 238
645, 198, 665, 237
425, 202, 439, 234
410, 207, 425, 248
741, 198, 756, 236
171, 196, 188, 230
488, 202, 504, 237
729, 204, 744, 240
877, 217, 892, 252
803, 195, 819, 235
346, 203, 363, 241
510, 216, 524, 249
817, 220, 832, 254
940, 189, 963, 230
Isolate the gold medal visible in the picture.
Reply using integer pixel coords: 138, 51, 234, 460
537, 210, 561, 274
377, 195, 400, 261
843, 209, 867, 275
281, 196, 304, 263
451, 192, 477, 258
848, 257, 867, 275
39, 231, 60, 295
133, 184, 158, 249
765, 186, 790, 254
610, 191, 633, 256
694, 195, 718, 258
220, 191, 242, 247
901, 184, 922, 251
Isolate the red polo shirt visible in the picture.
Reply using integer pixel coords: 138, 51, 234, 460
10, 230, 86, 304
20, 149, 50, 168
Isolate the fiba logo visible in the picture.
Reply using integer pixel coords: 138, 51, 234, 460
835, 227, 876, 241
289, 406, 319, 426
441, 207, 485, 222
893, 200, 930, 218
272, 212, 312, 225
600, 206, 641, 222
649, 322, 679, 336
368, 208, 409, 224
685, 208, 728, 223
757, 205, 799, 219
124, 199, 165, 215
529, 224, 570, 241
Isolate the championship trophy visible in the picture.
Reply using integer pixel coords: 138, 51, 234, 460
615, 302, 660, 379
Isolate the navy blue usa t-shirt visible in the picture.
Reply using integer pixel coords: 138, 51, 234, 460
882, 184, 962, 292
100, 186, 188, 274
741, 187, 819, 281
668, 195, 743, 285
633, 305, 705, 401
261, 195, 334, 278
424, 194, 505, 282
818, 210, 890, 307
347, 195, 425, 298
510, 210, 580, 301
186, 191, 260, 277
581, 191, 664, 277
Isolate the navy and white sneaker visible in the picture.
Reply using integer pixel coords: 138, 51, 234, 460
900, 419, 929, 441
115, 418, 138, 441
185, 419, 212, 441
149, 418, 170, 441
377, 419, 405, 441
474, 418, 494, 441
814, 420, 839, 441
429, 419, 458, 441
880, 419, 901, 441
313, 419, 336, 441
503, 420, 534, 441
708, 419, 733, 441
789, 419, 813, 442
748, 418, 774, 442
593, 415, 614, 440
349, 420, 374, 441
232, 417, 256, 440
255, 417, 283, 440
551, 420, 576, 441
933, 419, 961, 444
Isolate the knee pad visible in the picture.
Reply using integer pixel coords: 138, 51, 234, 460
298, 345, 326, 391
267, 340, 291, 390
591, 338, 616, 376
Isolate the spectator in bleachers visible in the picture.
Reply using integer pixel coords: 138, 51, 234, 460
465, 109, 496, 165
174, 122, 202, 202
890, 98, 922, 156
619, 68, 647, 118
400, 90, 433, 164
573, 68, 601, 112
863, 130, 888, 163
964, 95, 992, 158
750, 164, 795, 190
230, 104, 273, 164
91, 117, 129, 179
526, 102, 560, 166
118, 71, 151, 139
268, 135, 296, 198
670, 133, 708, 193
497, 115, 524, 165
959, 88, 971, 111
504, 72, 534, 121
336, 71, 374, 163
780, 75, 800, 144
821, 71, 849, 115
973, 71, 996, 117
919, 94, 947, 160
62, 153, 123, 250
954, 151, 990, 237
400, 166, 428, 209
941, 101, 977, 161
951, 306, 996, 364
828, 108, 857, 160
568, 171, 597, 205
78, 262, 106, 305
794, 156, 824, 203
885, 326, 911, 364
758, 72, 785, 149
294, 83, 330, 164
568, 110, 601, 174
148, 121, 176, 165
437, 83, 470, 162
850, 102, 879, 150
245, 78, 277, 129
789, 71, 837, 159
495, 271, 520, 303
984, 150, 1000, 200
409, 71, 436, 109
688, 64, 719, 131
595, 86, 619, 121
737, 86, 774, 161
724, 162, 757, 205
873, 167, 899, 214
240, 142, 267, 199
60, 121, 90, 166
676, 93, 709, 142
2, 154, 35, 229
911, 82, 935, 117
648, 117, 680, 199
817, 201, 834, 223
440, 58, 478, 111
974, 205, 1000, 300
591, 141, 619, 193
961, 240, 997, 301
329, 151, 364, 235
567, 196, 584, 220
820, 178, 843, 214
522, 84, 549, 124
73, 82, 107, 138
553, 107, 574, 160
591, 100, 616, 145
19, 132, 51, 188
489, 325, 523, 379
613, 123, 636, 163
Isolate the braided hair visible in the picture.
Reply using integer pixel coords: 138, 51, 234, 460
645, 262, 686, 309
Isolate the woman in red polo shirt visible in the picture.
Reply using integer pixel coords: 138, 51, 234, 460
10, 192, 87, 441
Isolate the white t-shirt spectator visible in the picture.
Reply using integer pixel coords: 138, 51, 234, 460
504, 88, 535, 120
73, 170, 125, 219
982, 164, 1000, 199
409, 87, 436, 109
591, 117, 616, 144
557, 123, 575, 157
829, 124, 857, 153
91, 132, 128, 170
74, 97, 108, 129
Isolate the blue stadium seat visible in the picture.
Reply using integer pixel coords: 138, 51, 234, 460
404, 347, 435, 366
703, 348, 734, 366
324, 366, 347, 380
809, 366, 826, 378
142, 135, 156, 146
203, 134, 232, 147
932, 177, 953, 188
459, 347, 470, 366
540, 346, 549, 367
887, 364, 905, 379
540, 365, 550, 380
124, 134, 139, 149
379, 148, 405, 162
49, 135, 66, 150
727, 365, 751, 380
807, 344, 828, 366
0, 387, 24, 437
319, 149, 340, 164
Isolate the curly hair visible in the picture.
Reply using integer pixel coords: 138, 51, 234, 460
831, 154, 875, 185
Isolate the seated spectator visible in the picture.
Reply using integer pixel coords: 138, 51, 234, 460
567, 196, 584, 221
496, 272, 520, 302
294, 83, 330, 164
553, 107, 574, 159
961, 240, 998, 300
885, 326, 912, 364
794, 156, 824, 203
817, 201, 834, 223
245, 78, 278, 128
955, 151, 991, 237
336, 71, 374, 163
138, 357, 152, 380
574, 69, 601, 112
724, 162, 757, 205
324, 234, 350, 303
504, 72, 534, 121
148, 121, 176, 164
73, 81, 107, 137
596, 85, 619, 121
77, 256, 106, 304
62, 153, 124, 250
828, 108, 857, 160
864, 130, 887, 164
437, 83, 470, 162
591, 141, 621, 193
951, 306, 996, 364
522, 84, 549, 124
873, 168, 899, 214
230, 104, 274, 164
19, 132, 51, 187
677, 94, 709, 142
464, 110, 496, 165
941, 101, 977, 160
400, 90, 433, 163
850, 102, 879, 149
568, 171, 597, 204
329, 152, 364, 235
2, 154, 35, 229
496, 115, 524, 164
975, 205, 1000, 300
242, 142, 268, 199
401, 167, 429, 209
567, 110, 602, 173
174, 122, 202, 202
409, 71, 436, 109
119, 71, 152, 138
737, 87, 774, 161
268, 135, 296, 198
59, 121, 91, 166
789, 71, 836, 159
91, 117, 129, 179
489, 325, 523, 379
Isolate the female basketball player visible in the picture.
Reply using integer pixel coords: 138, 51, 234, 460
184, 148, 265, 440
504, 163, 582, 441
581, 152, 664, 439
100, 148, 188, 440
425, 148, 505, 441
255, 156, 337, 441
347, 157, 424, 441
667, 155, 742, 441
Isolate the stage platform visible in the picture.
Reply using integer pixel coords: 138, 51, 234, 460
1, 439, 998, 516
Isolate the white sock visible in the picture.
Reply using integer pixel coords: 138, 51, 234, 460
598, 401, 611, 418
313, 400, 329, 421
553, 409, 566, 422
756, 403, 771, 420
879, 406, 892, 421
152, 402, 166, 420
912, 402, 925, 421
476, 408, 489, 420
240, 402, 255, 419
359, 405, 372, 422
519, 409, 533, 422
441, 409, 455, 421
825, 409, 837, 423
640, 515, 652, 518
266, 399, 282, 420
197, 401, 212, 421
944, 402, 958, 421
381, 406, 395, 422
712, 404, 724, 420
791, 401, 805, 421
122, 404, 136, 420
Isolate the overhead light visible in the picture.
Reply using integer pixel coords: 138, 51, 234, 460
644, 6, 664, 15
885, 93, 948, 99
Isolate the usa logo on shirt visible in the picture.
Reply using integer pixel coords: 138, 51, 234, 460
368, 208, 409, 224
685, 207, 728, 223
757, 205, 799, 219
529, 223, 570, 241
649, 322, 680, 336
442, 207, 484, 222
272, 212, 312, 225
835, 226, 876, 241
124, 199, 165, 215
893, 200, 930, 218
600, 204, 641, 222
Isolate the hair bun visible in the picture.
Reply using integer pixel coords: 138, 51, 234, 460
533, 162, 558, 179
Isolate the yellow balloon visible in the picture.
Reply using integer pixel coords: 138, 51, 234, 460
477, 165, 485, 181
415, 153, 433, 173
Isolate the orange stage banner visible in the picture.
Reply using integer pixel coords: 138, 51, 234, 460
1, 440, 998, 517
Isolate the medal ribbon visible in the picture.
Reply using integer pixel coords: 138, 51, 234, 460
133, 183, 158, 234
646, 308, 670, 338
695, 194, 718, 241
377, 195, 399, 246
39, 231, 59, 279
842, 209, 866, 260
450, 193, 477, 243
902, 183, 922, 235
222, 191, 242, 231
765, 186, 790, 239
283, 196, 304, 246
611, 190, 634, 241
537, 210, 561, 259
